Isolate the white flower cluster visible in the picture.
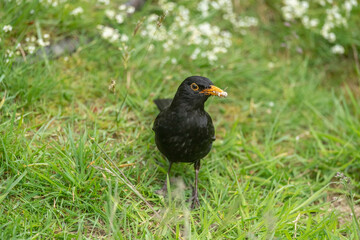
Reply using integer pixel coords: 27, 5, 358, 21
320, 4, 351, 43
97, 25, 128, 43
139, 1, 257, 64
331, 44, 345, 54
97, 0, 110, 5
139, 14, 167, 41
3, 33, 51, 63
5, 49, 14, 63
36, 35, 49, 47
38, 0, 68, 7
104, 4, 135, 24
197, 0, 258, 29
140, 8, 231, 63
70, 7, 84, 16
3, 25, 13, 32
281, 0, 358, 54
282, 0, 309, 21
98, 1, 257, 64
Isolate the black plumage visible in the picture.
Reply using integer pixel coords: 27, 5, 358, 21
153, 98, 172, 112
153, 76, 227, 208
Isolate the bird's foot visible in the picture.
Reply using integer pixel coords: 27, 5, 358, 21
189, 187, 200, 209
190, 195, 200, 209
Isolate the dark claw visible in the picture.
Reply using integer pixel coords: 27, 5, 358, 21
190, 195, 200, 209
189, 185, 200, 209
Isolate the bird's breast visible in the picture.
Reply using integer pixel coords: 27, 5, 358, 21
154, 109, 215, 163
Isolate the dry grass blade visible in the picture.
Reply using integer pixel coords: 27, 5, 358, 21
0, 91, 6, 109
118, 163, 136, 168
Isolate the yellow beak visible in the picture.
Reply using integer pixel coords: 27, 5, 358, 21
200, 85, 228, 97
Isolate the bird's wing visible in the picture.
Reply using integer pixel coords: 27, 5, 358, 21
154, 98, 172, 111
206, 112, 216, 141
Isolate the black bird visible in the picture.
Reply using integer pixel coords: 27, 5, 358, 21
153, 76, 227, 208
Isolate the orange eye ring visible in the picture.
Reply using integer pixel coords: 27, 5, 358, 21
191, 83, 199, 91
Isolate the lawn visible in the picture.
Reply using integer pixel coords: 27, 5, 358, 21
1, 0, 360, 239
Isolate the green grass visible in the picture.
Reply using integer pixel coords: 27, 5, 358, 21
1, 0, 360, 239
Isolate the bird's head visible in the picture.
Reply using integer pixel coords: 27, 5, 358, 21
171, 76, 227, 109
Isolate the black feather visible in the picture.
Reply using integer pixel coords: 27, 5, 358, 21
154, 99, 172, 111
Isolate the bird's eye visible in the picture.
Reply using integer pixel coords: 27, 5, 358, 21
191, 83, 199, 91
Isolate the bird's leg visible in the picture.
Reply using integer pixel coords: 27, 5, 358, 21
156, 162, 173, 196
191, 160, 201, 209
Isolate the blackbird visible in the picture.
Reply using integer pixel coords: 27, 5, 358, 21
153, 76, 227, 208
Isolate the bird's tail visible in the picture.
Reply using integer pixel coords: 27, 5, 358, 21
154, 99, 172, 111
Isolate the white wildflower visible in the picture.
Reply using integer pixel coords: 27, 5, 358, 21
213, 46, 227, 54
198, 22, 212, 35
331, 44, 344, 54
326, 5, 346, 26
70, 7, 84, 16
3, 25, 12, 32
171, 58, 177, 64
37, 38, 46, 46
115, 14, 124, 24
309, 19, 319, 27
105, 10, 116, 19
302, 16, 319, 28
5, 49, 14, 58
163, 40, 174, 51
327, 32, 336, 42
98, 0, 110, 4
206, 51, 218, 63
191, 48, 201, 60
147, 14, 158, 22
178, 6, 190, 19
140, 30, 147, 37
211, 1, 220, 10
98, 25, 120, 42
221, 31, 232, 38
126, 6, 135, 14
343, 0, 357, 15
27, 45, 36, 54
175, 15, 188, 28
120, 34, 129, 42
161, 2, 176, 12
119, 4, 126, 11
238, 16, 258, 27
198, 0, 209, 17
318, 0, 326, 6
281, 0, 309, 21
43, 33, 50, 39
